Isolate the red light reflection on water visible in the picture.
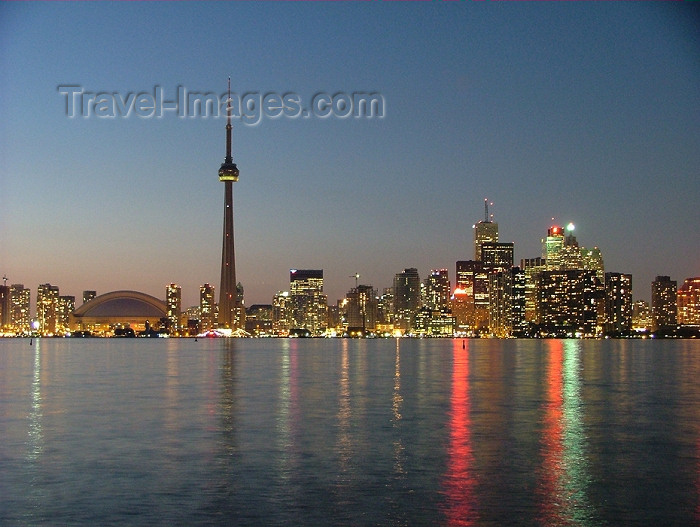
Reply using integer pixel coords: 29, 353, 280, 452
536, 339, 567, 525
442, 340, 478, 526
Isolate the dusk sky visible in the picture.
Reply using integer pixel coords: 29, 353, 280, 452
1, 2, 698, 309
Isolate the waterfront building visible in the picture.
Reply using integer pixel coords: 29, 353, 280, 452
455, 261, 488, 334
424, 269, 451, 312
511, 266, 528, 337
604, 272, 633, 335
10, 284, 31, 334
481, 242, 515, 336
37, 283, 60, 335
414, 308, 455, 336
393, 268, 421, 333
218, 78, 241, 330
166, 283, 182, 335
289, 269, 327, 336
0, 284, 9, 330
488, 269, 513, 338
346, 284, 377, 334
377, 287, 394, 327
536, 270, 601, 337
521, 257, 545, 323
57, 295, 75, 335
272, 291, 292, 336
451, 287, 470, 335
245, 304, 273, 336
651, 275, 677, 332
71, 290, 167, 335
200, 283, 216, 332
632, 300, 652, 332
677, 277, 700, 326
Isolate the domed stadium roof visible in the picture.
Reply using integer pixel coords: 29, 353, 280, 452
73, 290, 167, 318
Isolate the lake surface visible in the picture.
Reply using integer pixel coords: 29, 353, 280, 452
1, 338, 699, 526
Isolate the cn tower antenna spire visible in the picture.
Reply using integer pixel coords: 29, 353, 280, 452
225, 76, 232, 162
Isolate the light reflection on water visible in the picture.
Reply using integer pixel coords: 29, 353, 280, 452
1, 338, 699, 526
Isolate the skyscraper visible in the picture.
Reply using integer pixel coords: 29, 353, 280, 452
604, 272, 633, 335
393, 268, 421, 332
218, 78, 240, 330
424, 269, 451, 312
289, 269, 327, 335
651, 275, 677, 332
0, 284, 9, 330
37, 283, 59, 335
346, 284, 377, 334
542, 225, 565, 270
536, 270, 600, 337
677, 277, 700, 326
474, 199, 498, 260
200, 283, 216, 332
10, 284, 30, 334
166, 283, 182, 335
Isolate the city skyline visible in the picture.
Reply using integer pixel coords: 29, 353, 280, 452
2, 3, 698, 308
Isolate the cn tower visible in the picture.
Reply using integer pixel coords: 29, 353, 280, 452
218, 78, 239, 329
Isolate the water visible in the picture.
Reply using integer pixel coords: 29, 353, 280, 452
1, 338, 699, 526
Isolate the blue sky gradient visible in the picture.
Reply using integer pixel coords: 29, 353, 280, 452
1, 2, 698, 308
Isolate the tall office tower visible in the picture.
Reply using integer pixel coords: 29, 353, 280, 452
474, 199, 498, 260
511, 267, 528, 337
218, 78, 241, 330
536, 270, 601, 337
57, 296, 75, 335
289, 269, 328, 335
481, 242, 515, 337
377, 287, 395, 327
456, 260, 489, 334
200, 283, 216, 332
651, 275, 677, 331
346, 284, 378, 333
0, 284, 9, 330
542, 225, 565, 270
488, 270, 513, 338
521, 257, 545, 322
272, 291, 292, 336
393, 268, 421, 332
481, 242, 514, 271
82, 290, 97, 305
424, 269, 451, 312
580, 247, 604, 281
451, 287, 470, 334
10, 284, 30, 334
560, 225, 583, 270
677, 277, 700, 325
37, 283, 60, 335
166, 283, 182, 335
604, 272, 633, 335
632, 300, 651, 332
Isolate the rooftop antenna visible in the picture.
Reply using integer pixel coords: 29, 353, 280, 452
484, 198, 488, 223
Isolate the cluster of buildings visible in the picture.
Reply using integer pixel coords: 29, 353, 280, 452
2, 83, 698, 339
1, 218, 698, 337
